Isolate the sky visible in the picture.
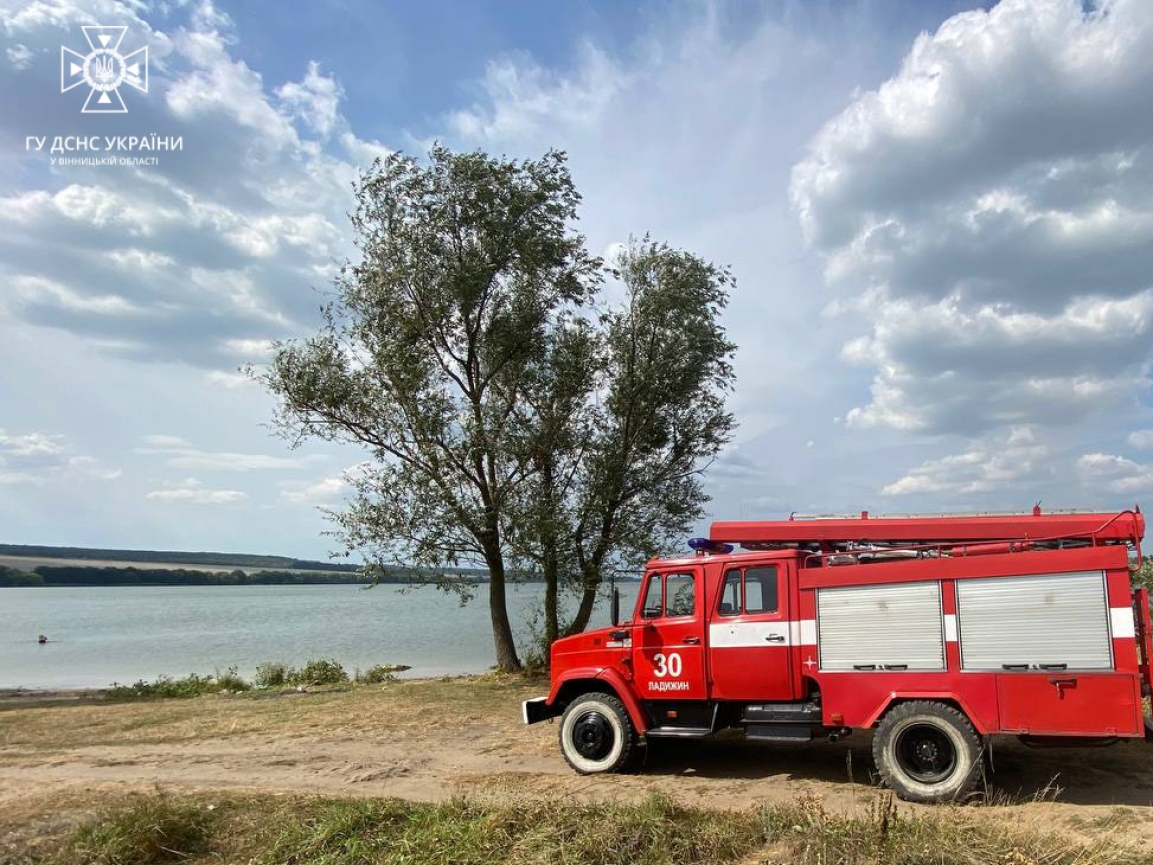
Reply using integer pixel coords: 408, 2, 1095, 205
2, 0, 1152, 560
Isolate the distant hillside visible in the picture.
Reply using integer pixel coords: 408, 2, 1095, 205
0, 544, 360, 572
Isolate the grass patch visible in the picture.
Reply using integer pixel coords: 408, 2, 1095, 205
106, 668, 251, 701
54, 793, 218, 864
761, 793, 1153, 865
27, 790, 1153, 865
261, 793, 758, 865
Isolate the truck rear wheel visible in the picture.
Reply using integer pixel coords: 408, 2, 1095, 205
559, 692, 637, 774
872, 701, 983, 803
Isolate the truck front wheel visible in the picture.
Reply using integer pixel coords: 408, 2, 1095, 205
559, 692, 638, 774
872, 701, 983, 803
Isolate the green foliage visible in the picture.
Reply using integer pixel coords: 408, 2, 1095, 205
57, 794, 218, 865
259, 145, 601, 672
107, 668, 251, 700
293, 659, 349, 685
253, 660, 351, 688
254, 662, 289, 688
358, 664, 409, 683
258, 145, 738, 670
508, 238, 737, 646
0, 564, 43, 586
1133, 556, 1153, 592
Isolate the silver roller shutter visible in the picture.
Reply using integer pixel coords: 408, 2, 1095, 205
817, 581, 944, 671
955, 571, 1112, 671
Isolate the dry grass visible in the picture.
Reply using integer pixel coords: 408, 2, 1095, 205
0, 674, 540, 757
14, 790, 1153, 865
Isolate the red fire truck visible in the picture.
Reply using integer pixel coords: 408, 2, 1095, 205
523, 508, 1153, 802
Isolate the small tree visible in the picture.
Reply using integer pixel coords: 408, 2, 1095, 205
259, 146, 599, 671
508, 240, 737, 645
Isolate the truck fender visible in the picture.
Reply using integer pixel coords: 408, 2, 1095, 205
547, 666, 650, 733
860, 691, 993, 735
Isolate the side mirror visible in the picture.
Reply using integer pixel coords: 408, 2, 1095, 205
611, 587, 621, 627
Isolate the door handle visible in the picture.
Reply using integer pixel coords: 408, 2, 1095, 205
684, 636, 701, 645
764, 634, 785, 643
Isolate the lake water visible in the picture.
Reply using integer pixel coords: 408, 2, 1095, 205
0, 582, 642, 689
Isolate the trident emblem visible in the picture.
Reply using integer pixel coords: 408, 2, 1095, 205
61, 25, 148, 114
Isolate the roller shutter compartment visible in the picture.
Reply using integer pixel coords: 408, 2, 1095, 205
817, 581, 944, 671
955, 571, 1112, 671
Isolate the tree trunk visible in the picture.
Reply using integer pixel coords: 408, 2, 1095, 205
543, 554, 559, 646
484, 547, 522, 672
563, 573, 600, 637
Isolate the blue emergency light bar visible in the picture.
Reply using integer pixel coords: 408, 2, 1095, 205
687, 537, 733, 555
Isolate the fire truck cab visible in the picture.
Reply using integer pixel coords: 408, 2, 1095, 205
523, 508, 1153, 802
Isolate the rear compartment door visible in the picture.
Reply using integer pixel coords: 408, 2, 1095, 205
997, 674, 1142, 736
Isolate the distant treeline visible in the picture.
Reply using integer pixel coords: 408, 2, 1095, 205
0, 543, 360, 572
0, 563, 486, 587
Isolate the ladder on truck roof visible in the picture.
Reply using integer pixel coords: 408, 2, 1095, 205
709, 506, 1144, 555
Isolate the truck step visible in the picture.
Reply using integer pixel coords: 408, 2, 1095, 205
645, 726, 713, 739
743, 701, 822, 724
745, 722, 813, 742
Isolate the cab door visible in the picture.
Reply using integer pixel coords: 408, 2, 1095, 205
707, 562, 795, 700
633, 569, 708, 701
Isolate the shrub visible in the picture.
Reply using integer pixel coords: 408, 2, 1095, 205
359, 664, 408, 684
214, 666, 251, 692
254, 662, 289, 688
290, 659, 348, 685
107, 669, 249, 700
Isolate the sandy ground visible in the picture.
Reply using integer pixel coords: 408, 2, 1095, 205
1, 678, 1152, 848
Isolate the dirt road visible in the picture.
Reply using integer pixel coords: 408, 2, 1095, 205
2, 677, 1152, 846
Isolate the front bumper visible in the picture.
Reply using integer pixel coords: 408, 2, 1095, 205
522, 696, 560, 725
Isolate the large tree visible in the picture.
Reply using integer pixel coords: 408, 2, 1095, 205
508, 240, 737, 647
260, 146, 599, 671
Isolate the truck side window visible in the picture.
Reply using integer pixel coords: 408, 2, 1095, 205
665, 573, 695, 617
641, 575, 663, 619
720, 569, 741, 616
744, 566, 778, 614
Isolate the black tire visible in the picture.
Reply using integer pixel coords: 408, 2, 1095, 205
872, 701, 983, 803
558, 692, 638, 775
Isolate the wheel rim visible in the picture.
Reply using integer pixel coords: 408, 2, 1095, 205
571, 710, 615, 761
894, 723, 956, 783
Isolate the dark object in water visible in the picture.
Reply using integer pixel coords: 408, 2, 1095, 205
37, 634, 47, 644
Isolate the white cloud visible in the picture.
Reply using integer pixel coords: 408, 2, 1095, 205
65, 455, 122, 481
791, 0, 1153, 435
6, 43, 32, 68
281, 475, 348, 505
146, 477, 247, 504
277, 61, 343, 138
1076, 452, 1153, 494
0, 429, 117, 484
204, 370, 253, 389
340, 132, 391, 166
0, 429, 65, 457
882, 426, 1048, 496
1127, 429, 1153, 449
143, 434, 193, 448
135, 435, 322, 471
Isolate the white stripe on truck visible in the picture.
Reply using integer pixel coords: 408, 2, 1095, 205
709, 619, 817, 648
